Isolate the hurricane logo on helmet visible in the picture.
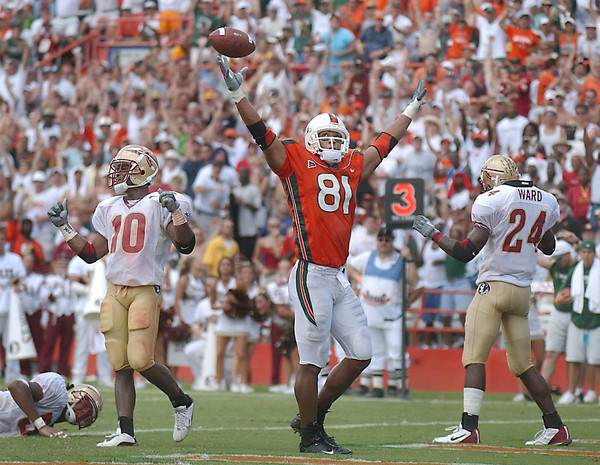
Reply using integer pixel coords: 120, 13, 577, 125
107, 144, 159, 195
480, 155, 520, 192
65, 384, 103, 429
304, 113, 350, 164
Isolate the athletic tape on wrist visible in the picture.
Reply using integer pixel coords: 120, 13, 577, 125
402, 101, 421, 120
172, 209, 186, 226
229, 88, 245, 104
33, 417, 46, 430
432, 231, 443, 243
58, 223, 77, 241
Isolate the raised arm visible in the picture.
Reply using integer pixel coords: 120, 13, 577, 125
412, 215, 490, 263
47, 199, 109, 263
361, 79, 427, 181
217, 55, 287, 172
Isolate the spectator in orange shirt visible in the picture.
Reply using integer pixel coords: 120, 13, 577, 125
502, 10, 540, 63
339, 0, 366, 37
580, 58, 600, 105
116, 5, 143, 39
445, 17, 476, 60
558, 17, 578, 56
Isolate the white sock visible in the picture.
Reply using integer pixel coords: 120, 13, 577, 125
464, 387, 485, 416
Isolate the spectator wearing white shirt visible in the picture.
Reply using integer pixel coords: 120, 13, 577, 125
473, 3, 507, 61
0, 230, 27, 383
495, 101, 529, 157
578, 23, 600, 60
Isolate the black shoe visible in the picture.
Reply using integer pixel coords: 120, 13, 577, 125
290, 413, 301, 434
293, 415, 352, 454
346, 385, 369, 396
387, 387, 399, 397
364, 388, 384, 398
300, 430, 352, 455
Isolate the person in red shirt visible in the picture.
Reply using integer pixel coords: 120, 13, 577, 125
566, 166, 592, 225
217, 55, 427, 455
502, 10, 540, 63
501, 57, 532, 116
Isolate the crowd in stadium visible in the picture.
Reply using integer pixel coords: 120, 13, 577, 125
0, 0, 599, 405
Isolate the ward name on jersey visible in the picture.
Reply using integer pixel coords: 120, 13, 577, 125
274, 139, 363, 268
92, 192, 192, 287
472, 180, 559, 287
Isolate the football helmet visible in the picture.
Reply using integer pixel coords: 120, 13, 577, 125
65, 384, 103, 429
107, 144, 159, 195
480, 155, 519, 191
305, 113, 350, 164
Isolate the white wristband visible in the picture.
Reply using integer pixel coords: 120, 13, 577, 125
58, 223, 77, 241
33, 417, 46, 430
401, 100, 422, 120
229, 88, 245, 104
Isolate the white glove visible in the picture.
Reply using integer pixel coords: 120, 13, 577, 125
402, 78, 427, 120
217, 55, 248, 103
158, 189, 179, 212
412, 215, 439, 240
47, 199, 69, 227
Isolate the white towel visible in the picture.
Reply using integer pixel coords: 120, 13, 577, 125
571, 258, 600, 314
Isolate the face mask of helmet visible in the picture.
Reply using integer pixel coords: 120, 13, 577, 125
305, 113, 350, 164
65, 385, 103, 429
107, 145, 158, 194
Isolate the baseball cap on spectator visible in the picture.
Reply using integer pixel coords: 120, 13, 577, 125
564, 17, 575, 26
541, 0, 552, 4
550, 188, 568, 202
552, 139, 572, 151
352, 101, 366, 110
224, 128, 238, 138
365, 1, 376, 8
237, 0, 250, 8
544, 89, 556, 101
586, 22, 596, 29
382, 88, 393, 98
98, 116, 113, 126
143, 0, 157, 8
188, 101, 200, 110
374, 10, 385, 19
42, 107, 55, 117
517, 10, 530, 18
544, 106, 557, 114
32, 171, 46, 183
442, 15, 452, 24
377, 227, 394, 239
165, 149, 181, 161
580, 239, 596, 251
551, 240, 573, 260
155, 132, 172, 144
430, 101, 442, 109
236, 158, 251, 173
441, 60, 454, 71
50, 167, 65, 176
267, 2, 278, 10
472, 133, 486, 141
82, 141, 92, 152
481, 2, 495, 12
539, 17, 550, 25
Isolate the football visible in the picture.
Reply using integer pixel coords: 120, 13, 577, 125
208, 27, 256, 58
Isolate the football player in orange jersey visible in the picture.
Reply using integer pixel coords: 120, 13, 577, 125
218, 55, 426, 454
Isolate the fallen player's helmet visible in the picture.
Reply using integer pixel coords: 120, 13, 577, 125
108, 144, 159, 195
65, 384, 103, 429
305, 113, 350, 164
480, 155, 519, 191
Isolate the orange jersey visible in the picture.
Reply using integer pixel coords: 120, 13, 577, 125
274, 139, 363, 268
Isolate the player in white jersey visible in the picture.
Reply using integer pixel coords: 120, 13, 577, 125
413, 155, 572, 446
0, 372, 102, 438
47, 145, 196, 447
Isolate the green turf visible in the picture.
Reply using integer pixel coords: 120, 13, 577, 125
1, 383, 599, 465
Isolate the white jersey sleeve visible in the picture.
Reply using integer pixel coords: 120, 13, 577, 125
0, 372, 67, 437
472, 182, 559, 287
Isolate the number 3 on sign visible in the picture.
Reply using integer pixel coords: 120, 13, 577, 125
391, 183, 417, 216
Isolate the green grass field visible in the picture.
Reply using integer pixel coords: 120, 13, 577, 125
1, 383, 599, 465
